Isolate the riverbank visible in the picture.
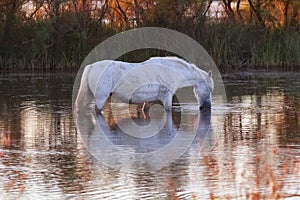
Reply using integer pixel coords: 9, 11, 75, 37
1, 23, 299, 73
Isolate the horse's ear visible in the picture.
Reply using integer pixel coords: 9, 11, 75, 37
208, 70, 212, 78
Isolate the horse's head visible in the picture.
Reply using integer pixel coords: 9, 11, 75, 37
194, 70, 214, 110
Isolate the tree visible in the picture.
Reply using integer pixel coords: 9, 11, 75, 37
223, 0, 236, 20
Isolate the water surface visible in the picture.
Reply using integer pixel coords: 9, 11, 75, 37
0, 72, 299, 199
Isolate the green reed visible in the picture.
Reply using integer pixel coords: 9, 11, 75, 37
195, 22, 300, 72
0, 19, 299, 72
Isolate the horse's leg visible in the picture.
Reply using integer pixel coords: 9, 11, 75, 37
142, 102, 154, 111
193, 87, 200, 106
140, 104, 151, 120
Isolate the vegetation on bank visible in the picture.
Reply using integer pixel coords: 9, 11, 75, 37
0, 0, 300, 72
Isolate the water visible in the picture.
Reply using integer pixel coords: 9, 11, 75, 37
0, 72, 299, 199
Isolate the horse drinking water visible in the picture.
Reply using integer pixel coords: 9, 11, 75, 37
74, 57, 214, 112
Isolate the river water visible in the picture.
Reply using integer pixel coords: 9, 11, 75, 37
0, 72, 299, 199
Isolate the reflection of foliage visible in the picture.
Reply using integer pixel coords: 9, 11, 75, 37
0, 0, 299, 71
203, 147, 300, 199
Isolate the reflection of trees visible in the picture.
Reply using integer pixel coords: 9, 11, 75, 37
224, 88, 298, 143
1, 74, 299, 198
223, 75, 299, 144
207, 75, 300, 198
280, 87, 300, 144
0, 74, 98, 196
0, 109, 21, 149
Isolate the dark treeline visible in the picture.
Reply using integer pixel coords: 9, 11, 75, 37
0, 0, 300, 72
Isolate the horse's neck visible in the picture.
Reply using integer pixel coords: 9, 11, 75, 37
176, 66, 204, 88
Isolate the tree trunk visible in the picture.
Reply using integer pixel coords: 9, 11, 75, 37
236, 0, 243, 20
247, 0, 264, 26
98, 0, 108, 24
115, 0, 129, 26
133, 0, 140, 27
223, 0, 236, 20
283, 0, 292, 28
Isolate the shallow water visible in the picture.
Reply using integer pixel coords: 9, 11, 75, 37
0, 72, 299, 199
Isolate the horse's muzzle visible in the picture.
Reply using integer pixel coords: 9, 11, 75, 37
200, 101, 211, 110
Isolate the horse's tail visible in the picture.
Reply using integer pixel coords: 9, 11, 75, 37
74, 64, 93, 113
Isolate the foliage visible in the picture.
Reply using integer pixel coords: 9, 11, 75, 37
0, 0, 299, 72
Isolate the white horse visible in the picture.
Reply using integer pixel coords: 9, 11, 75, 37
74, 57, 214, 112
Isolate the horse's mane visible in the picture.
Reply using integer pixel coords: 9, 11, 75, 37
162, 56, 191, 66
151, 57, 208, 77
148, 56, 197, 71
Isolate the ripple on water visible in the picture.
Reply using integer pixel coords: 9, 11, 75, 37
0, 73, 300, 199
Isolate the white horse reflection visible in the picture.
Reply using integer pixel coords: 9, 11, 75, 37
75, 106, 213, 170
98, 110, 213, 153
75, 57, 214, 113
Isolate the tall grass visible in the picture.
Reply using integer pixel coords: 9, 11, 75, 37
195, 22, 300, 73
0, 17, 116, 72
0, 19, 299, 72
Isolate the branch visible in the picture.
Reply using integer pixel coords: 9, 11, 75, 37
98, 0, 108, 23
202, 0, 213, 18
29, 0, 45, 19
222, 0, 236, 19
247, 0, 264, 25
115, 0, 129, 24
